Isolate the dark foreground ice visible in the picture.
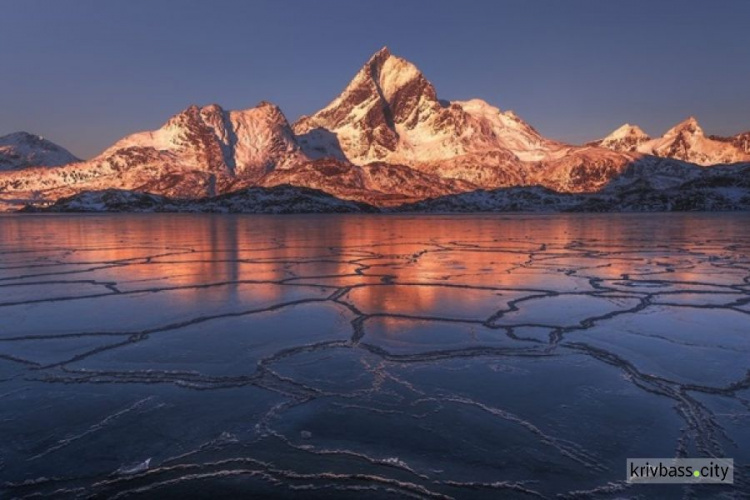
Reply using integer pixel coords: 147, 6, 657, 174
0, 213, 748, 499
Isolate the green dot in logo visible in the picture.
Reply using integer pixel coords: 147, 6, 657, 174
693, 470, 701, 477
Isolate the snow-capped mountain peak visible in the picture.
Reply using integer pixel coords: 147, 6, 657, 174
372, 47, 438, 105
609, 123, 650, 141
648, 116, 750, 165
228, 101, 306, 176
591, 123, 651, 152
293, 46, 443, 163
664, 116, 703, 139
0, 131, 80, 171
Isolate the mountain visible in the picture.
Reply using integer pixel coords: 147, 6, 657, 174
292, 47, 570, 186
595, 118, 750, 166
93, 101, 307, 184
397, 162, 750, 213
0, 102, 310, 206
105, 101, 306, 179
0, 132, 80, 171
290, 47, 669, 195
589, 124, 651, 152
1, 47, 749, 212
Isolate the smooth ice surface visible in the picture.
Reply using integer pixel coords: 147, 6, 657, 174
0, 213, 748, 499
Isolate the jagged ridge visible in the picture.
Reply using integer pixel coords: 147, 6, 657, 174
594, 117, 750, 166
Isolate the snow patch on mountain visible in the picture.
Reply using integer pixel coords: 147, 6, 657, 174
590, 124, 651, 152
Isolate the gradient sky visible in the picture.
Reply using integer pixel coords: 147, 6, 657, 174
2, 0, 750, 159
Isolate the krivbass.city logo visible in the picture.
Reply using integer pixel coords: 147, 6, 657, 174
627, 458, 733, 484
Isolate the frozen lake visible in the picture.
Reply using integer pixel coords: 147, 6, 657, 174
0, 213, 748, 498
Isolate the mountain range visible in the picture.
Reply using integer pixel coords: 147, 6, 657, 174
2, 47, 749, 212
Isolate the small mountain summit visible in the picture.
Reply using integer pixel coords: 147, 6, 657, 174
663, 116, 703, 139
591, 124, 651, 152
0, 132, 80, 171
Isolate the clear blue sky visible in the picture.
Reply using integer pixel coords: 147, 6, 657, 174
2, 0, 749, 159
